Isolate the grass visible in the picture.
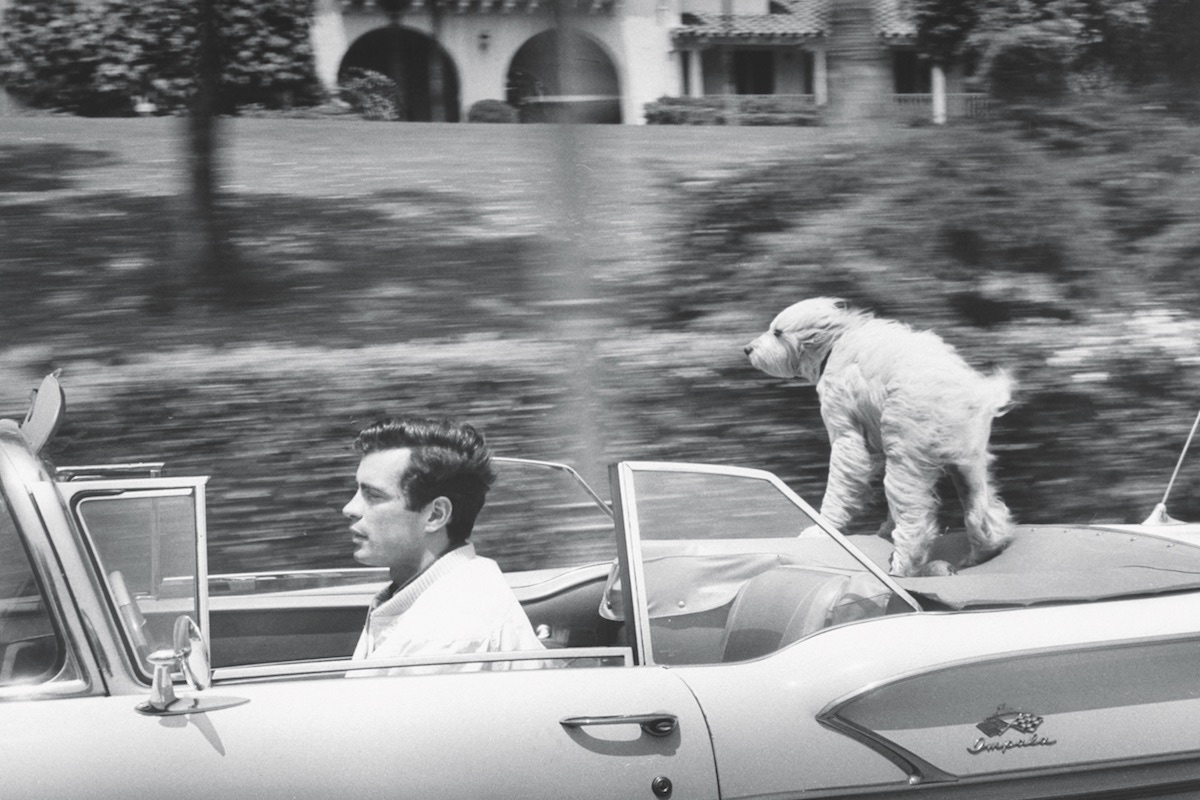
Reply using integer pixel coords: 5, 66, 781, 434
2, 106, 1199, 574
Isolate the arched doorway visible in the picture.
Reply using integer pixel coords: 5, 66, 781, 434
506, 30, 621, 123
340, 27, 461, 122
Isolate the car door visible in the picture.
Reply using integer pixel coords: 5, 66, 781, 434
0, 467, 719, 800
607, 461, 924, 798
0, 662, 718, 800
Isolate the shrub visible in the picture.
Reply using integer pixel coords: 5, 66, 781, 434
645, 97, 726, 125
338, 68, 401, 121
467, 99, 519, 123
645, 95, 820, 126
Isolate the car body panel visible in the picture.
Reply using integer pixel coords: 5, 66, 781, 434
0, 666, 718, 800
674, 592, 1200, 797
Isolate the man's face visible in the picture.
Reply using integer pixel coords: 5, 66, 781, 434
342, 448, 437, 581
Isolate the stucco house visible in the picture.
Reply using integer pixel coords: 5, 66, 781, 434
316, 0, 984, 123
0, 0, 983, 122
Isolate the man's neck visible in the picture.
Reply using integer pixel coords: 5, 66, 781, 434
387, 540, 467, 594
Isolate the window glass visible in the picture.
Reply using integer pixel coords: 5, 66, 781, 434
626, 467, 910, 665
72, 489, 201, 671
0, 494, 66, 688
632, 469, 824, 543
210, 460, 625, 671
474, 459, 615, 571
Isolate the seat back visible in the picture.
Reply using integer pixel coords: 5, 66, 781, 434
719, 567, 849, 663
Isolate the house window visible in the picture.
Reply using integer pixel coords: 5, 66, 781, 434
893, 50, 931, 93
734, 51, 774, 95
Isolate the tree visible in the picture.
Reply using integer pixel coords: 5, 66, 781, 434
1150, 0, 1200, 87
977, 19, 1082, 100
0, 0, 320, 115
0, 1, 102, 113
910, 0, 1158, 88
912, 0, 980, 65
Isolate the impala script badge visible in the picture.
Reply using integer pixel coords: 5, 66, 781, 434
967, 706, 1057, 755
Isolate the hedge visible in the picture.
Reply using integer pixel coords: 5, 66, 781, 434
645, 95, 822, 126
467, 99, 520, 123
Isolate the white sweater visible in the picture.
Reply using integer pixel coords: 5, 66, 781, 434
351, 543, 545, 674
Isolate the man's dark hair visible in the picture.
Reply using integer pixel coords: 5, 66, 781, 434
354, 417, 496, 544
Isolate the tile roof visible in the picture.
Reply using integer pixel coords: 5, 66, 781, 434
672, 9, 828, 42
672, 0, 914, 43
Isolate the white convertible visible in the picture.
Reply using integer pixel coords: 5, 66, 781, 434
3, 373, 1200, 799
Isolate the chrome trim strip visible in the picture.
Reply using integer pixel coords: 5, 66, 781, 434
611, 463, 652, 666
494, 456, 613, 518
212, 646, 631, 681
194, 479, 210, 660
816, 714, 956, 784
56, 463, 165, 480
17, 483, 101, 697
0, 678, 91, 702
817, 628, 1200, 723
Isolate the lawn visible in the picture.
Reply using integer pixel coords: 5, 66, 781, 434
2, 108, 1198, 574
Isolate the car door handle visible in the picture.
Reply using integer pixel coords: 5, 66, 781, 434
560, 713, 678, 737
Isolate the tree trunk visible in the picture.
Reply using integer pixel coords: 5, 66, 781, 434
185, 0, 245, 302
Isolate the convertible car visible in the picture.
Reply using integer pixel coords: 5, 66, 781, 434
3, 373, 1200, 799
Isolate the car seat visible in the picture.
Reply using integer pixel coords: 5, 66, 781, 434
719, 567, 850, 662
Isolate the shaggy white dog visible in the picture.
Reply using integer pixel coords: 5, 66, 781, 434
744, 297, 1014, 577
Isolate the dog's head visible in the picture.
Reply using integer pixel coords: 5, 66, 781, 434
743, 297, 866, 384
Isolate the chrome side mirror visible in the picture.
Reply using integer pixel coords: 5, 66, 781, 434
136, 616, 245, 716
174, 615, 211, 691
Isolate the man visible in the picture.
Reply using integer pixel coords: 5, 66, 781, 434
343, 416, 544, 672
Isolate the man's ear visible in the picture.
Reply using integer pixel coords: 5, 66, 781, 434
424, 496, 453, 532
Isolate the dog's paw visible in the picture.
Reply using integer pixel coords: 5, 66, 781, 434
888, 552, 957, 578
887, 552, 915, 577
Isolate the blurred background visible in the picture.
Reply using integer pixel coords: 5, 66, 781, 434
1, 0, 1198, 575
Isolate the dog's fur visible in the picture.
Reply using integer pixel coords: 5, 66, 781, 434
744, 298, 1014, 577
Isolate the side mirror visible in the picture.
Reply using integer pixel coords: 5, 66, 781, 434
174, 615, 211, 691
136, 616, 245, 716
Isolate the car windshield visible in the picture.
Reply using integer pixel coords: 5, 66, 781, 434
612, 463, 915, 665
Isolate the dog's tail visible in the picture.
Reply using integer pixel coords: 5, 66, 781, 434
986, 369, 1016, 418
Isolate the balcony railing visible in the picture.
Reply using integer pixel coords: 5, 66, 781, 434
654, 93, 993, 124
892, 93, 994, 120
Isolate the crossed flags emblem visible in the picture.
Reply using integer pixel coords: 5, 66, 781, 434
976, 708, 1044, 738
